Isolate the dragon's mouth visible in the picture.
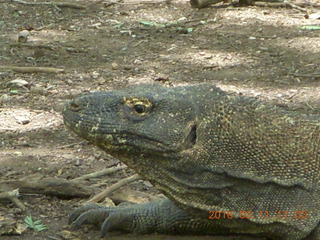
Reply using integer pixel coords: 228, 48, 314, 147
64, 117, 181, 156
90, 132, 181, 155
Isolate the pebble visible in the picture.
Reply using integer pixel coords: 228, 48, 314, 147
18, 30, 29, 43
111, 62, 119, 70
30, 85, 46, 95
0, 94, 10, 103
7, 79, 29, 88
16, 119, 30, 125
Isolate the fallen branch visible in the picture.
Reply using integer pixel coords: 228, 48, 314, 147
11, 0, 86, 10
190, 0, 223, 8
253, 1, 308, 12
305, 100, 316, 111
87, 0, 121, 8
0, 189, 26, 211
10, 43, 55, 50
86, 174, 142, 203
58, 141, 87, 149
72, 165, 127, 182
101, 0, 170, 7
10, 43, 87, 53
295, 2, 320, 8
164, 18, 216, 28
0, 178, 93, 198
292, 73, 320, 78
0, 66, 65, 73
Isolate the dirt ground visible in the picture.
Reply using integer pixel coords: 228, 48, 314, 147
0, 0, 319, 239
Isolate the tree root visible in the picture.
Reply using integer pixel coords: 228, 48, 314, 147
11, 0, 86, 10
86, 174, 142, 203
0, 189, 26, 211
72, 165, 127, 182
0, 66, 65, 73
0, 178, 92, 198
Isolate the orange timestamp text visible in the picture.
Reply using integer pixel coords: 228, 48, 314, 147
208, 210, 308, 220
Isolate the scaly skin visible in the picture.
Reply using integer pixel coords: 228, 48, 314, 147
63, 84, 320, 239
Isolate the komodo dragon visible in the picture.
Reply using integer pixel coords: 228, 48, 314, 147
63, 84, 320, 240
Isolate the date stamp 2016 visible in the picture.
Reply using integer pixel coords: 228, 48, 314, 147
208, 210, 308, 220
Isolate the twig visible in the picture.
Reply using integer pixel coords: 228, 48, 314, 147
190, 0, 223, 8
86, 174, 142, 203
100, 0, 170, 7
305, 100, 315, 110
295, 2, 320, 8
11, 0, 86, 10
0, 178, 92, 198
64, 47, 88, 53
72, 165, 127, 182
10, 43, 88, 53
292, 73, 320, 78
253, 1, 308, 12
58, 141, 87, 149
164, 18, 215, 28
0, 189, 26, 211
11, 43, 87, 53
88, 0, 120, 7
121, 0, 170, 4
203, 64, 219, 69
0, 66, 65, 73
10, 43, 55, 50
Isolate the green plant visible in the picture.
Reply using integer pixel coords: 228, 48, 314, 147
24, 215, 47, 232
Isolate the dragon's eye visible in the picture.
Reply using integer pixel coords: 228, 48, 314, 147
134, 104, 146, 114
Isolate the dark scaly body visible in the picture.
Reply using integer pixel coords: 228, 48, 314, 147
63, 84, 320, 239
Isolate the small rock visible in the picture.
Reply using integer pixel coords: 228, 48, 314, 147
143, 181, 153, 188
62, 154, 75, 160
66, 80, 73, 85
14, 152, 23, 156
101, 197, 116, 207
177, 28, 188, 34
178, 17, 187, 21
91, 71, 100, 79
89, 22, 102, 29
133, 59, 142, 65
30, 85, 46, 95
309, 12, 320, 20
154, 75, 169, 82
16, 117, 30, 125
60, 230, 80, 240
203, 54, 213, 59
74, 159, 82, 166
97, 77, 106, 85
14, 223, 28, 235
259, 47, 269, 51
0, 94, 10, 103
7, 79, 29, 88
18, 119, 30, 125
111, 62, 118, 70
18, 30, 29, 43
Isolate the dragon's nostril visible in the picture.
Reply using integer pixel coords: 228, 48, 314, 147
70, 102, 79, 109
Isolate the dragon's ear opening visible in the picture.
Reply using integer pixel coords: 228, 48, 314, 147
188, 124, 197, 146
